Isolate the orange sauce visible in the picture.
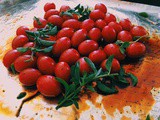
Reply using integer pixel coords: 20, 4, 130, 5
0, 103, 13, 116
121, 116, 131, 120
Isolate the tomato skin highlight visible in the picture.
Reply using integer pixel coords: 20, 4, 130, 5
19, 68, 42, 86
94, 3, 107, 13
52, 37, 71, 57
55, 62, 71, 82
89, 49, 106, 65
101, 58, 120, 73
62, 19, 81, 30
89, 9, 105, 21
12, 35, 29, 49
48, 15, 64, 28
104, 43, 125, 61
104, 13, 116, 25
78, 40, 99, 56
37, 56, 56, 75
16, 26, 29, 36
59, 48, 80, 66
57, 27, 74, 39
117, 31, 133, 42
88, 28, 101, 42
119, 19, 132, 31
59, 5, 71, 12
126, 42, 146, 58
37, 75, 61, 97
102, 26, 116, 43
71, 29, 87, 47
44, 9, 59, 20
95, 19, 107, 30
108, 22, 122, 34
33, 18, 47, 29
14, 55, 37, 72
3, 49, 22, 68
130, 26, 147, 37
44, 2, 56, 12
23, 42, 35, 55
81, 19, 95, 32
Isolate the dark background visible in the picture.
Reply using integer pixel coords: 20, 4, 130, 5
122, 0, 160, 6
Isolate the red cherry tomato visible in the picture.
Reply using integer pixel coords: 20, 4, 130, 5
57, 27, 74, 39
48, 15, 64, 28
44, 2, 56, 12
88, 28, 101, 42
23, 42, 35, 55
101, 58, 120, 73
44, 35, 57, 41
119, 18, 132, 31
62, 14, 78, 21
52, 37, 71, 57
19, 68, 41, 86
104, 13, 116, 24
16, 26, 29, 36
102, 26, 116, 43
12, 35, 29, 49
33, 18, 47, 29
78, 57, 93, 74
62, 19, 81, 30
81, 19, 95, 32
89, 10, 105, 21
94, 3, 107, 13
89, 49, 106, 64
104, 43, 125, 61
108, 22, 122, 33
126, 42, 146, 58
130, 26, 147, 37
95, 19, 107, 30
44, 9, 59, 20
55, 62, 70, 82
117, 31, 133, 42
14, 55, 37, 72
3, 50, 22, 68
37, 56, 56, 75
71, 29, 87, 47
37, 75, 61, 97
59, 5, 71, 12
78, 40, 99, 56
59, 48, 80, 66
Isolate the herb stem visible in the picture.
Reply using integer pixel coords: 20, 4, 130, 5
94, 73, 119, 79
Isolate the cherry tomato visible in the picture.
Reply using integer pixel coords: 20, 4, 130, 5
59, 48, 80, 66
78, 57, 93, 74
104, 13, 116, 24
94, 3, 107, 13
119, 18, 132, 31
44, 35, 57, 41
78, 40, 99, 56
59, 5, 71, 12
81, 19, 95, 32
37, 56, 56, 75
108, 22, 122, 33
126, 42, 146, 58
130, 26, 147, 37
12, 35, 29, 49
71, 29, 87, 47
89, 49, 106, 64
37, 75, 61, 97
57, 27, 74, 39
19, 68, 41, 86
117, 31, 133, 42
102, 26, 116, 43
33, 18, 47, 28
62, 14, 78, 21
88, 28, 101, 42
14, 55, 37, 72
48, 15, 64, 28
95, 19, 107, 30
3, 49, 22, 68
101, 58, 120, 73
52, 37, 71, 57
104, 43, 125, 61
62, 19, 81, 30
44, 2, 56, 12
16, 26, 29, 36
89, 10, 105, 21
44, 9, 59, 20
23, 42, 35, 55
55, 62, 70, 82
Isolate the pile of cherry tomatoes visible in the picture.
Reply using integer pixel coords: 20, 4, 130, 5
3, 2, 147, 97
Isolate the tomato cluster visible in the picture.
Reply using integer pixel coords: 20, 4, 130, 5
3, 2, 148, 97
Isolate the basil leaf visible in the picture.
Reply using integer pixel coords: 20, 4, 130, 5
105, 55, 114, 74
65, 84, 76, 96
34, 16, 42, 25
139, 12, 149, 18
120, 42, 130, 54
95, 68, 102, 77
86, 85, 95, 92
56, 100, 73, 110
17, 92, 26, 99
56, 77, 69, 92
17, 47, 29, 53
61, 11, 73, 17
46, 26, 58, 35
119, 47, 125, 54
84, 57, 97, 73
10, 63, 16, 74
74, 62, 81, 84
32, 46, 53, 53
128, 73, 138, 86
146, 114, 150, 120
74, 4, 80, 10
72, 100, 79, 109
38, 38, 56, 46
115, 40, 124, 45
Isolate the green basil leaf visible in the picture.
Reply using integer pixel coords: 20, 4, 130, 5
95, 68, 102, 77
158, 116, 160, 120
128, 73, 138, 86
86, 85, 95, 92
120, 42, 130, 54
46, 26, 58, 35
26, 30, 36, 37
139, 12, 149, 18
56, 100, 73, 110
72, 100, 79, 109
84, 57, 97, 73
115, 40, 124, 45
56, 77, 69, 92
74, 4, 80, 10
70, 65, 75, 77
119, 47, 125, 54
17, 92, 26, 99
146, 114, 150, 120
10, 63, 16, 74
119, 67, 125, 76
61, 11, 73, 17
105, 55, 114, 74
17, 47, 29, 53
74, 62, 81, 84
38, 38, 56, 46
34, 16, 42, 25
65, 84, 76, 96
34, 46, 53, 53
